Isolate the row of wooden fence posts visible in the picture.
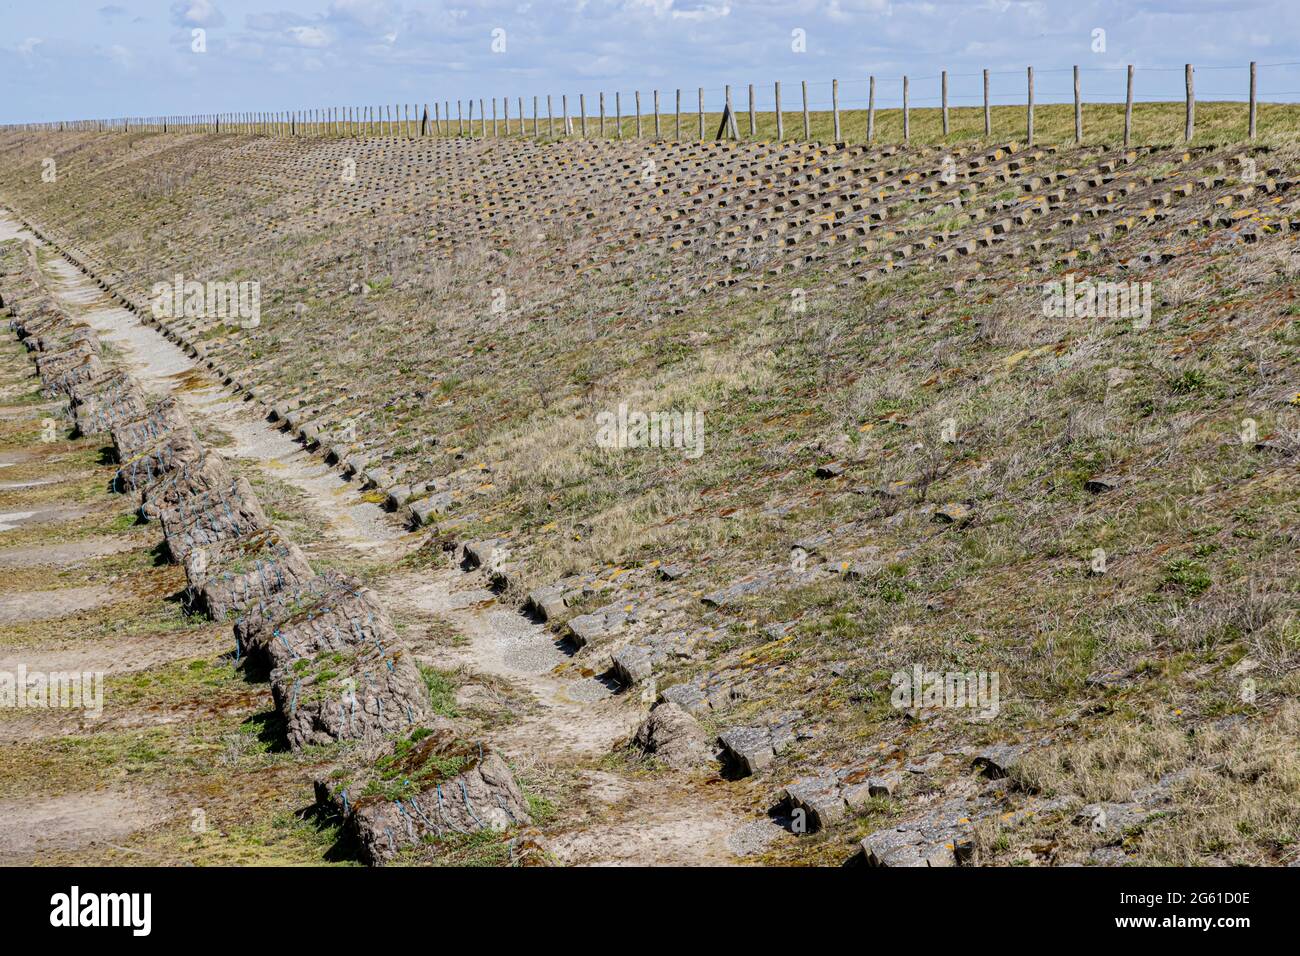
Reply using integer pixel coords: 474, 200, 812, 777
4, 63, 1264, 145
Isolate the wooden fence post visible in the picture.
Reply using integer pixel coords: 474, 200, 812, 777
983, 68, 991, 136
548, 95, 554, 137
654, 90, 662, 139
698, 87, 704, 140
903, 75, 910, 142
941, 70, 949, 137
675, 89, 681, 140
615, 91, 622, 138
635, 91, 642, 138
1026, 66, 1034, 146
580, 93, 587, 137
1249, 61, 1257, 139
1074, 65, 1082, 143
1185, 63, 1194, 142
868, 75, 876, 142
1124, 65, 1134, 147
832, 78, 841, 141
775, 81, 783, 140
748, 83, 756, 138
801, 80, 810, 140
562, 94, 569, 136
599, 92, 605, 137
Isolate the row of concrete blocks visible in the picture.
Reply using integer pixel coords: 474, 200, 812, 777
0, 235, 531, 865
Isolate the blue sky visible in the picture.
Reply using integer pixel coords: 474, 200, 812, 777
3, 0, 1299, 123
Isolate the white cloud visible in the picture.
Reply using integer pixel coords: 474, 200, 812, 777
287, 26, 331, 48
629, 0, 675, 15
329, 0, 400, 31
628, 0, 734, 18
107, 43, 133, 68
170, 0, 225, 28
672, 2, 732, 21
827, 0, 892, 21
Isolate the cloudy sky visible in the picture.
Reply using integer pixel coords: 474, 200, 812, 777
3, 0, 1298, 123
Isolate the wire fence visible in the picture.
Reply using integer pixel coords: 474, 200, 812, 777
5, 60, 1298, 145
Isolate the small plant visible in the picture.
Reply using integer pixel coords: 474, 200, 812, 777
419, 665, 461, 717
1169, 369, 1211, 395
1161, 557, 1213, 596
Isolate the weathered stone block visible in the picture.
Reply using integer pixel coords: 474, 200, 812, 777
612, 644, 653, 684
784, 775, 847, 830
183, 526, 316, 622
158, 476, 269, 563
718, 726, 774, 776
319, 729, 530, 865
631, 702, 712, 771
271, 638, 433, 750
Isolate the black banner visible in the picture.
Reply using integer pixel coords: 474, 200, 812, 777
0, 866, 1285, 940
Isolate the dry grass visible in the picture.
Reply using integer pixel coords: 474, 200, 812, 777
1, 124, 1296, 866
993, 703, 1300, 865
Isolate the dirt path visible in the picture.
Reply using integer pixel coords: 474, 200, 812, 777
0, 585, 118, 623
381, 569, 633, 760
0, 789, 172, 863
4, 209, 759, 866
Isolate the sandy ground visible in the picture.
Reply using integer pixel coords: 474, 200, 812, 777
0, 789, 174, 863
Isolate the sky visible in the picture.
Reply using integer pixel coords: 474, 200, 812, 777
3, 0, 1300, 124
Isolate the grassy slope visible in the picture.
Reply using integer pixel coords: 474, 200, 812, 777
1, 107, 1296, 866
